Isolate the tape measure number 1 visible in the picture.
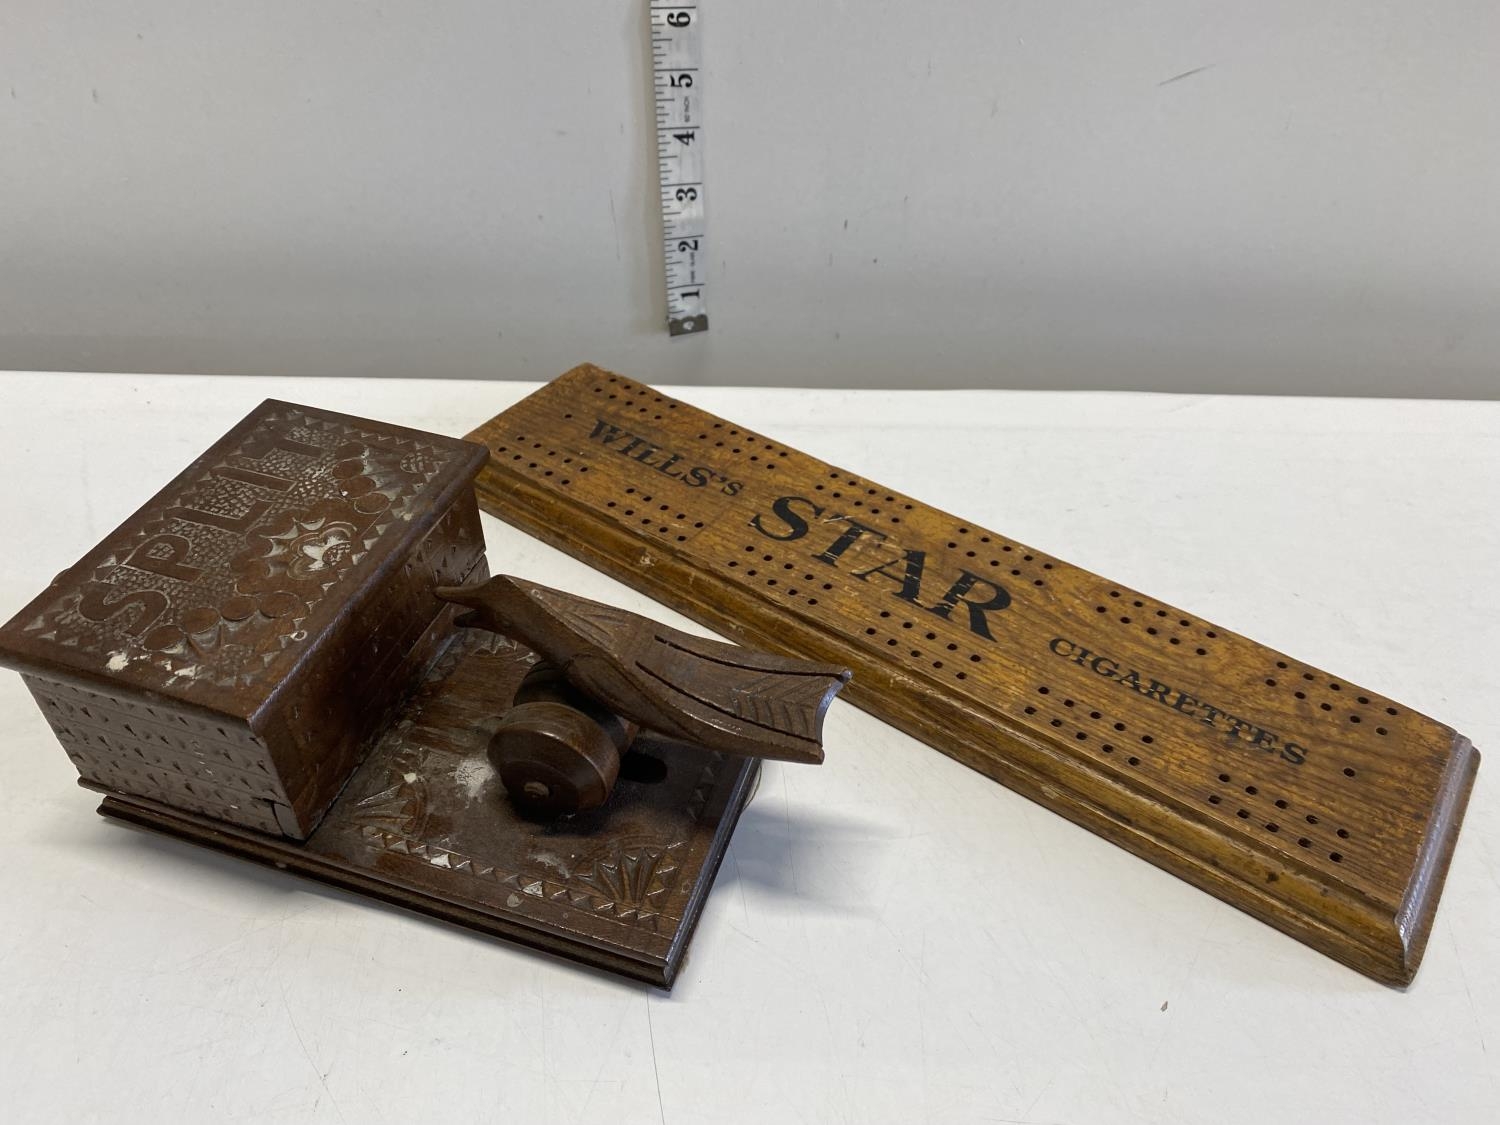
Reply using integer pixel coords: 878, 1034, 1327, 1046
651, 3, 708, 336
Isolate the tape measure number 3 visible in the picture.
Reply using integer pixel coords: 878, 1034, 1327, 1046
651, 3, 708, 336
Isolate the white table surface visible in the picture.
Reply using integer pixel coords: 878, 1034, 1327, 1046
0, 372, 1495, 1125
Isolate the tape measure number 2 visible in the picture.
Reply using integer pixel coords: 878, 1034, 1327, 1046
651, 3, 708, 336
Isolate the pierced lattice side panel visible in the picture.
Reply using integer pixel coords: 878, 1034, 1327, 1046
25, 674, 287, 834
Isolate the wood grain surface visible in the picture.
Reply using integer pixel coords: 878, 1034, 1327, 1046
467, 363, 1480, 986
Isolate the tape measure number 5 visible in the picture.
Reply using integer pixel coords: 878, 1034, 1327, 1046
651, 3, 708, 336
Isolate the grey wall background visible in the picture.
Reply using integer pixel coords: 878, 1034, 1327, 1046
1, 3, 1495, 396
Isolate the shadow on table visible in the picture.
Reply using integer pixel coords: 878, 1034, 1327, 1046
715, 800, 894, 919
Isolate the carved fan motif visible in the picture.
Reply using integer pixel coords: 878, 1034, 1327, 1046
573, 843, 682, 914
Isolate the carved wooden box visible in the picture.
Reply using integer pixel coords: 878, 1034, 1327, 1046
0, 400, 488, 840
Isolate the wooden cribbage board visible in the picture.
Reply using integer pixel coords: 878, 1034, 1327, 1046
468, 364, 1478, 986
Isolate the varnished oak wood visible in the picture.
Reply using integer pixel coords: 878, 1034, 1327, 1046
466, 363, 1481, 987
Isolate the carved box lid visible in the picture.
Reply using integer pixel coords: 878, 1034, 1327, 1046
0, 399, 488, 727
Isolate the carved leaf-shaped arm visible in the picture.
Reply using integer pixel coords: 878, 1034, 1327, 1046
436, 576, 851, 764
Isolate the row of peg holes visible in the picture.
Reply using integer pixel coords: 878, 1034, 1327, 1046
494, 431, 738, 546
492, 433, 722, 546
810, 477, 1056, 594
1096, 590, 1399, 741
948, 524, 1052, 587
696, 419, 787, 467
1099, 590, 1215, 654
1207, 770, 1352, 864
1026, 685, 1151, 766
1266, 659, 1398, 736
815, 471, 914, 524
599, 375, 678, 424
815, 477, 1054, 594
604, 486, 707, 543
596, 374, 790, 470
1029, 684, 1356, 864
727, 545, 985, 682
727, 546, 824, 608
491, 437, 587, 490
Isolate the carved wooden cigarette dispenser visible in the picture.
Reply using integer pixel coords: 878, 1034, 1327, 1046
467, 364, 1480, 987
0, 400, 848, 986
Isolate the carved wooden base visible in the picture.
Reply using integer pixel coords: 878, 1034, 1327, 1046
96, 629, 760, 988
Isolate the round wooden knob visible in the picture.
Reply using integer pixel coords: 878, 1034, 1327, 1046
490, 701, 621, 817
489, 663, 640, 817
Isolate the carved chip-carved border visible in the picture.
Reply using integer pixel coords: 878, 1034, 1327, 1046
344, 739, 727, 936
21, 407, 459, 699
